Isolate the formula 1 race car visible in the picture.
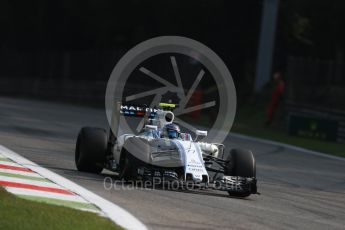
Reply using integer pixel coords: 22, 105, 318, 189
75, 103, 258, 197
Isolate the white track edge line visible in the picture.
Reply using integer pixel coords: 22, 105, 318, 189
0, 161, 31, 168
229, 132, 345, 162
0, 145, 147, 230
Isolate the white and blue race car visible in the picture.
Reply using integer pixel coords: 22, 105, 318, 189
75, 103, 258, 197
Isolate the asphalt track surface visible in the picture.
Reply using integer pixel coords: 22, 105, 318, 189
0, 97, 344, 230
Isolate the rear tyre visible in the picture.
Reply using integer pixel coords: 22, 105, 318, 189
225, 148, 256, 197
75, 127, 107, 173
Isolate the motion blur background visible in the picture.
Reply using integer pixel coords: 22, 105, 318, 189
0, 0, 344, 155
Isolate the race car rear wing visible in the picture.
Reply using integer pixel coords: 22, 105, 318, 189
108, 102, 177, 143
120, 104, 156, 118
120, 102, 177, 117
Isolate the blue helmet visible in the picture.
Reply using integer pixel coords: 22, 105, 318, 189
164, 123, 180, 139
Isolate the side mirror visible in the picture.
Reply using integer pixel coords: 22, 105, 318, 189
195, 130, 207, 141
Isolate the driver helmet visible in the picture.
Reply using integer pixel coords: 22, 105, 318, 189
163, 123, 180, 139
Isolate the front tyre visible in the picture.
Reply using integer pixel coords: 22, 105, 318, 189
226, 149, 256, 177
75, 127, 107, 173
225, 148, 256, 197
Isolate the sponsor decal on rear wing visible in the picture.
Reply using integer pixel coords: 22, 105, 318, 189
120, 103, 177, 118
120, 105, 156, 118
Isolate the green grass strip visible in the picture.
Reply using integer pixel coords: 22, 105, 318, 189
0, 157, 13, 162
0, 187, 121, 230
230, 104, 345, 158
0, 171, 51, 182
17, 194, 99, 211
